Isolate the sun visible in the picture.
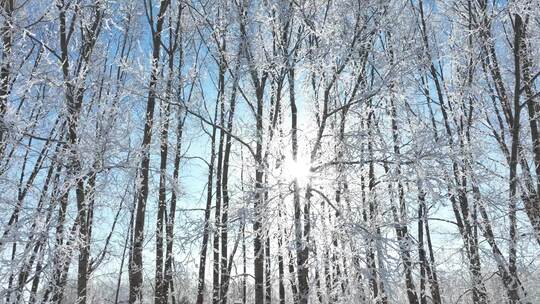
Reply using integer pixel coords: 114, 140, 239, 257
282, 155, 312, 184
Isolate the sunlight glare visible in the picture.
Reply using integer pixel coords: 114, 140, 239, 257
283, 155, 312, 184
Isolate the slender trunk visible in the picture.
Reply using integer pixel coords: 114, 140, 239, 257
288, 245, 299, 302
0, 0, 13, 155
507, 14, 524, 304
221, 61, 239, 303
156, 7, 183, 299
365, 102, 387, 304
129, 1, 170, 302
278, 208, 286, 304
423, 204, 441, 304
417, 191, 427, 304
195, 93, 221, 304
242, 193, 247, 304
265, 236, 272, 303
155, 98, 171, 304
387, 39, 418, 303
254, 85, 266, 304
48, 191, 70, 303
238, 4, 267, 301
213, 56, 226, 304
115, 201, 134, 304
289, 63, 307, 304
417, 186, 442, 304
164, 112, 185, 303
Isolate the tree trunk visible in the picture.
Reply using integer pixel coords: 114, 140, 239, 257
129, 1, 170, 302
195, 87, 221, 304
0, 0, 13, 155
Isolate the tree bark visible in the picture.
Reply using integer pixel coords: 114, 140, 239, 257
129, 1, 170, 302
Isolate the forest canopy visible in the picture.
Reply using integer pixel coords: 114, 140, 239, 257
0, 0, 539, 303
